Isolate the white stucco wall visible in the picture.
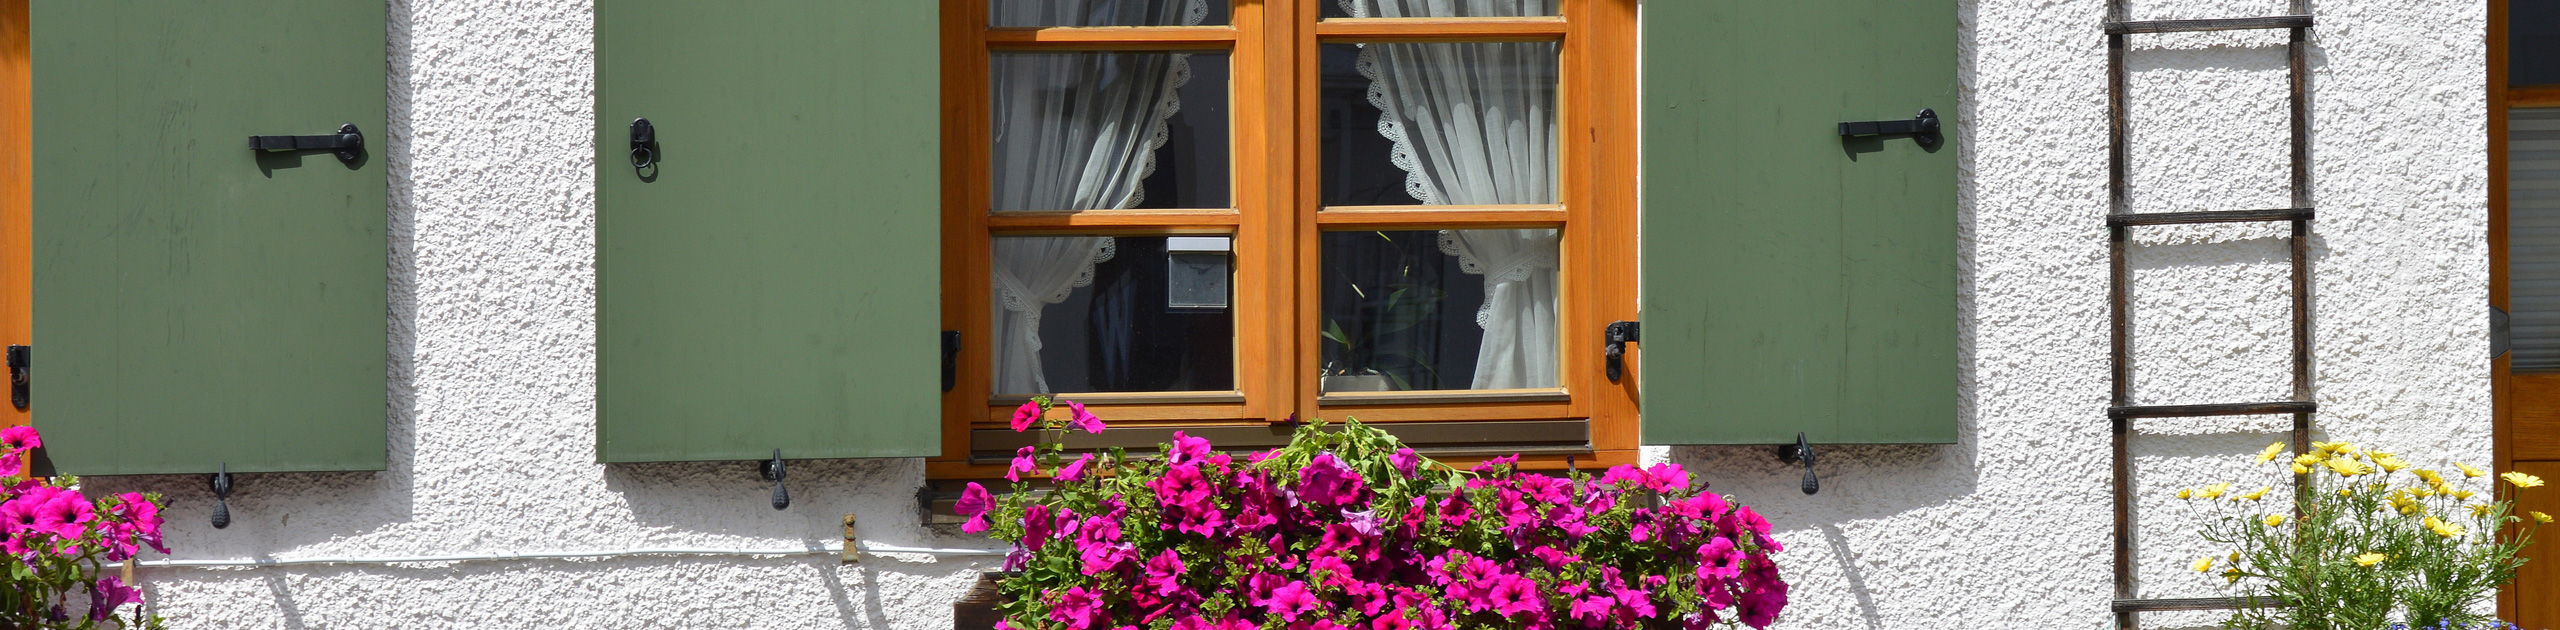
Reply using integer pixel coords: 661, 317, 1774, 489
78, 0, 2490, 628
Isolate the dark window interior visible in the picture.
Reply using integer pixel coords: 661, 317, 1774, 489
2518, 0, 2560, 86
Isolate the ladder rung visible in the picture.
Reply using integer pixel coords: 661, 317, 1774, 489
2105, 16, 2314, 34
2112, 597, 2284, 612
2108, 207, 2311, 227
2109, 401, 2315, 419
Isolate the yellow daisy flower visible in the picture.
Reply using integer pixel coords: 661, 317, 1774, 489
2414, 469, 2444, 484
2263, 514, 2286, 527
2222, 568, 2243, 584
2457, 462, 2486, 479
2425, 516, 2465, 538
2201, 483, 2232, 500
2255, 442, 2287, 464
2325, 458, 2373, 477
2236, 486, 2271, 502
2451, 489, 2477, 501
2192, 557, 2214, 573
2296, 453, 2327, 466
2291, 463, 2312, 475
2176, 488, 2193, 500
2355, 553, 2388, 567
2533, 511, 2553, 524
2373, 456, 2409, 473
2504, 471, 2546, 489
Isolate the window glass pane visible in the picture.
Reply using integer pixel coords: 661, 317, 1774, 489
993, 52, 1231, 212
1319, 42, 1558, 207
1325, 0, 1558, 18
992, 0, 1227, 27
2518, 1, 2560, 87
2512, 108, 2560, 371
1319, 230, 1557, 392
993, 235, 1236, 395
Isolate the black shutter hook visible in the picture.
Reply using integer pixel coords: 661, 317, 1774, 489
1774, 432, 1818, 495
760, 449, 789, 510
208, 463, 235, 529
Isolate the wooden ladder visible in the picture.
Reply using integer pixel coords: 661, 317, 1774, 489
2102, 3, 2316, 627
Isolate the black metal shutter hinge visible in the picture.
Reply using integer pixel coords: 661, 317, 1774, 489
942, 331, 961, 393
2494, 305, 2512, 360
7, 345, 28, 410
1605, 321, 1640, 383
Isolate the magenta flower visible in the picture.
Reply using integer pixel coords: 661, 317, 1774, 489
1020, 504, 1055, 549
1143, 548, 1187, 596
1066, 401, 1106, 434
1472, 454, 1520, 474
1644, 463, 1691, 493
33, 492, 92, 540
1487, 575, 1543, 618
1298, 453, 1366, 506
1736, 579, 1787, 629
1733, 506, 1782, 551
1011, 401, 1043, 432
1262, 580, 1322, 621
1696, 536, 1744, 581
0, 425, 40, 452
1050, 586, 1108, 630
1004, 446, 1040, 483
1613, 581, 1658, 619
0, 495, 38, 536
88, 575, 141, 621
1570, 595, 1616, 627
1168, 431, 1212, 464
1391, 448, 1420, 477
1600, 464, 1647, 488
955, 482, 994, 534
1057, 453, 1094, 482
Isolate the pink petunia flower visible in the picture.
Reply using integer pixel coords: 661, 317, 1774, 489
1297, 453, 1366, 506
0, 495, 40, 536
1262, 581, 1322, 621
1057, 453, 1094, 482
1020, 504, 1055, 549
1066, 401, 1106, 434
1142, 548, 1187, 595
1696, 536, 1744, 581
1390, 448, 1420, 478
955, 483, 994, 534
1486, 576, 1543, 619
1471, 454, 1519, 474
1050, 586, 1108, 630
0, 425, 40, 452
33, 492, 92, 540
1006, 446, 1039, 483
1011, 401, 1043, 432
88, 575, 141, 621
1643, 463, 1691, 493
1167, 431, 1212, 464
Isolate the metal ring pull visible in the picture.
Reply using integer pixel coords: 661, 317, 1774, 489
629, 118, 658, 170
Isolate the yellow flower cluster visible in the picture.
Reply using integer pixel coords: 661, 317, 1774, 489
2354, 552, 2388, 567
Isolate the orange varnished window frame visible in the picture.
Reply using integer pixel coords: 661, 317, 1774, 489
1, 0, 29, 478
931, 0, 1639, 479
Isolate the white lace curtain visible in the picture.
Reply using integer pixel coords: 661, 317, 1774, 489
1346, 0, 1560, 390
989, 0, 1201, 394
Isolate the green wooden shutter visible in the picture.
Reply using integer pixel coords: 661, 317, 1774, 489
596, 1, 941, 463
31, 1, 389, 474
1639, 0, 1959, 445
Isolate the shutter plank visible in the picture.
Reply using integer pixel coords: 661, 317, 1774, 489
31, 0, 390, 474
596, 1, 941, 462
1640, 0, 1959, 445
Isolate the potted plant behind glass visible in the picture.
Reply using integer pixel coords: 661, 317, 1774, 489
1320, 231, 1452, 393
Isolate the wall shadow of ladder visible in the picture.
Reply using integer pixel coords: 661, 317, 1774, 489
2102, 2, 2317, 627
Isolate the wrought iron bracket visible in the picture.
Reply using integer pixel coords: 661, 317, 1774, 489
1774, 432, 1819, 495
7, 345, 27, 410
1604, 321, 1641, 383
1837, 109, 1940, 142
760, 449, 790, 510
209, 464, 235, 529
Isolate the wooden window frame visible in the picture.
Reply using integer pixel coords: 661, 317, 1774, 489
930, 0, 1639, 478
1, 0, 27, 477
2493, 0, 2560, 621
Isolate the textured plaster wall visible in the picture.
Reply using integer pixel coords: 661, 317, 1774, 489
76, 0, 2488, 628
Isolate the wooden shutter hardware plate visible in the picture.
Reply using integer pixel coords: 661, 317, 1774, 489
247, 123, 364, 164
